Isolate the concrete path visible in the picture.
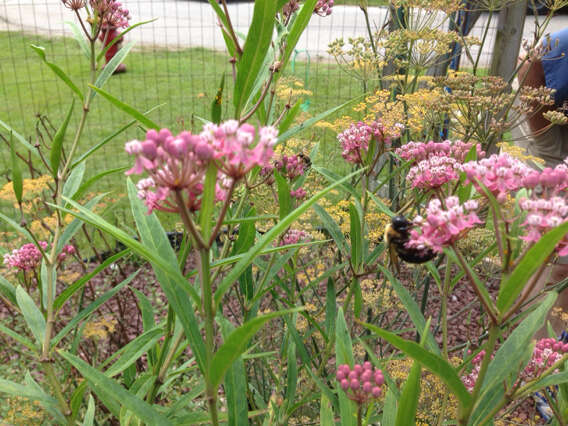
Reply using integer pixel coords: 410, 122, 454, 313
1, 0, 568, 65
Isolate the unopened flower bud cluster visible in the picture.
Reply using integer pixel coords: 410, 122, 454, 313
336, 362, 384, 404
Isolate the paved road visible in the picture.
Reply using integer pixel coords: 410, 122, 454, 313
1, 0, 568, 65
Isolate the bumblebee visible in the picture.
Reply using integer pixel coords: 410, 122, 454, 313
298, 152, 312, 169
385, 215, 436, 271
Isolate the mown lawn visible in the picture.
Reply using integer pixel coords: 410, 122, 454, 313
0, 30, 363, 180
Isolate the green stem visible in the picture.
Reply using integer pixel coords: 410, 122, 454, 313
461, 324, 500, 424
44, 362, 72, 422
441, 259, 451, 359
198, 247, 219, 426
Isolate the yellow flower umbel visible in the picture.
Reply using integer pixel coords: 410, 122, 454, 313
0, 175, 52, 213
83, 315, 118, 341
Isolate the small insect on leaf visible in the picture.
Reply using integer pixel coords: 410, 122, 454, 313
211, 74, 225, 125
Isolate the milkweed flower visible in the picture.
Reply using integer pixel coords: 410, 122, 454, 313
519, 196, 568, 256
396, 140, 483, 164
406, 155, 460, 189
3, 242, 48, 271
338, 120, 394, 164
314, 0, 333, 16
125, 121, 277, 214
522, 163, 568, 196
336, 362, 384, 404
279, 229, 309, 246
463, 339, 568, 392
461, 153, 533, 202
407, 196, 482, 253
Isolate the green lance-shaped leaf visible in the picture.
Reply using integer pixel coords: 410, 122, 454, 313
9, 133, 23, 205
89, 85, 160, 130
320, 393, 335, 426
277, 94, 365, 145
278, 100, 302, 135
62, 160, 85, 200
30, 45, 84, 101
52, 272, 136, 347
0, 378, 65, 423
377, 264, 441, 356
103, 327, 163, 377
275, 170, 292, 220
395, 360, 421, 426
82, 395, 95, 426
478, 292, 557, 401
497, 221, 568, 313
60, 351, 173, 425
54, 249, 128, 312
220, 317, 249, 426
91, 40, 135, 100
214, 168, 364, 306
126, 180, 206, 373
395, 320, 430, 426
314, 203, 348, 255
281, 0, 318, 70
285, 340, 298, 412
359, 321, 473, 411
199, 163, 218, 242
16, 286, 46, 346
208, 308, 303, 389
336, 308, 356, 426
349, 203, 363, 270
0, 119, 38, 157
234, 0, 277, 116
211, 74, 225, 124
50, 99, 75, 178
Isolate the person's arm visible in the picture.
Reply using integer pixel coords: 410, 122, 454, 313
517, 58, 554, 134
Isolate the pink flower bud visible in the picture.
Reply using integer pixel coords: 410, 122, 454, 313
341, 379, 350, 391
350, 379, 360, 390
362, 381, 373, 393
372, 386, 382, 398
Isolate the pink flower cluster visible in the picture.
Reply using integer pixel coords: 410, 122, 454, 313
396, 140, 483, 190
290, 187, 307, 199
519, 197, 568, 256
463, 339, 568, 392
408, 197, 482, 253
3, 242, 48, 271
57, 245, 77, 262
338, 121, 393, 164
314, 0, 333, 16
279, 229, 309, 246
336, 362, 384, 404
461, 153, 533, 202
274, 154, 308, 180
396, 140, 483, 164
90, 0, 131, 29
406, 155, 460, 190
522, 162, 568, 196
125, 121, 277, 214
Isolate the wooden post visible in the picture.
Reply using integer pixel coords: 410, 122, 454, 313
489, 1, 528, 80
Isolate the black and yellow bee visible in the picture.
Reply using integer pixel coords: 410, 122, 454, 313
384, 215, 436, 272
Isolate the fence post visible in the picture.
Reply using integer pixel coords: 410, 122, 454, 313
489, 1, 528, 80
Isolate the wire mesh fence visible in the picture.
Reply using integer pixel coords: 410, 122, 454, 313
0, 0, 519, 239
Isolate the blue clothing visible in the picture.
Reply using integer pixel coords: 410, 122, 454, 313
542, 27, 568, 106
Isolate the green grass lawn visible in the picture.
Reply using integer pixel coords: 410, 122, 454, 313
0, 30, 362, 179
